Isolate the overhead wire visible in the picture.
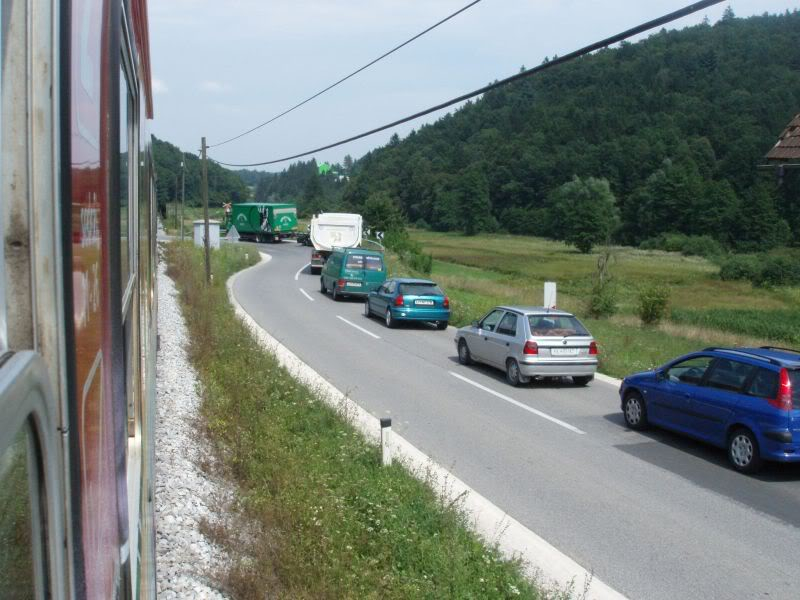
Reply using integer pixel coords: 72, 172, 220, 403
207, 0, 485, 149
211, 0, 725, 168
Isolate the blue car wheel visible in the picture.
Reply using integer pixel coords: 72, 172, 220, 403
728, 428, 762, 474
623, 391, 648, 430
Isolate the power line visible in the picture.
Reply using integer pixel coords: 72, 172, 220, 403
211, 0, 725, 168
208, 0, 485, 149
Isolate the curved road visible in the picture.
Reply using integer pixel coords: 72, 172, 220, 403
232, 241, 800, 600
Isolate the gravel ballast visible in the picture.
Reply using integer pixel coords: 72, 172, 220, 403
155, 260, 231, 599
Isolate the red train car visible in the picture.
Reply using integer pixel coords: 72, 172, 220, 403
0, 1, 157, 598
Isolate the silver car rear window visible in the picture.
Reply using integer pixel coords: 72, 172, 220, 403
528, 315, 589, 337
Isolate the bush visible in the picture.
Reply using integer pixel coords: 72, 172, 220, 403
680, 235, 723, 257
383, 228, 433, 275
587, 280, 618, 318
719, 254, 762, 281
639, 233, 723, 257
752, 255, 800, 288
407, 251, 433, 274
638, 284, 670, 325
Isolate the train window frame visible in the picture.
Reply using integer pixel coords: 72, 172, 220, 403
0, 0, 6, 354
119, 11, 138, 319
0, 352, 68, 598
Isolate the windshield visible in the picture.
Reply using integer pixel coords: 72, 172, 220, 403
528, 315, 589, 337
399, 283, 443, 296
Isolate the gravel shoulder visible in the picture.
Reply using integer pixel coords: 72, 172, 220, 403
155, 258, 231, 599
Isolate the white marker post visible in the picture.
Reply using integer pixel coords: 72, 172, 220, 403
380, 418, 392, 466
544, 281, 557, 309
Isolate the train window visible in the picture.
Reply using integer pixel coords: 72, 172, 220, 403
119, 65, 131, 291
0, 422, 45, 598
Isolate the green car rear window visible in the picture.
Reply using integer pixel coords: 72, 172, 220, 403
528, 315, 589, 336
399, 283, 443, 296
344, 253, 383, 270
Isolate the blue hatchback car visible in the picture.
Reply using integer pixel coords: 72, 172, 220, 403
620, 347, 800, 473
365, 278, 450, 329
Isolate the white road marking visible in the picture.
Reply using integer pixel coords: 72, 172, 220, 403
299, 288, 314, 302
336, 315, 381, 340
294, 262, 311, 281
449, 371, 586, 435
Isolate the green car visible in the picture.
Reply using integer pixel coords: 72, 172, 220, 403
320, 248, 386, 300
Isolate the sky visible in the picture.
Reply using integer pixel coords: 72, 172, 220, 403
149, 0, 799, 172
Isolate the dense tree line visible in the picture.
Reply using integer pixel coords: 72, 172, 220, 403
336, 10, 800, 252
152, 137, 248, 213
251, 157, 352, 216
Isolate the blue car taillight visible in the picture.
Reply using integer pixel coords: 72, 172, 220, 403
770, 368, 793, 411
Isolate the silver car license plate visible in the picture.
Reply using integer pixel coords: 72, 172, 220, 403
415, 299, 434, 306
551, 348, 579, 356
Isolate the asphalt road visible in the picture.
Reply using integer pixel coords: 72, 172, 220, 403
232, 241, 800, 600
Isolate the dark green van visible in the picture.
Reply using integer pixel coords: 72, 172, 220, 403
320, 248, 386, 300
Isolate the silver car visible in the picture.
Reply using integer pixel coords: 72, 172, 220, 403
454, 306, 598, 386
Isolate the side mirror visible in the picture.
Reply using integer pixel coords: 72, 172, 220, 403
471, 320, 479, 328
655, 369, 666, 381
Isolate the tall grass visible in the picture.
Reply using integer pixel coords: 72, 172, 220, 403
670, 308, 800, 346
165, 242, 546, 599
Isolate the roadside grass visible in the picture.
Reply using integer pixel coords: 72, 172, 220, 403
162, 203, 225, 237
165, 241, 550, 600
402, 231, 800, 378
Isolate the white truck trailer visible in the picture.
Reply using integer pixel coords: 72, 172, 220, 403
309, 212, 363, 273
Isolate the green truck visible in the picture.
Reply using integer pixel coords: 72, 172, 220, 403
224, 202, 298, 242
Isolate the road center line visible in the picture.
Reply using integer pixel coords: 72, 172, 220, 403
449, 371, 586, 435
294, 262, 311, 281
336, 315, 381, 340
299, 288, 314, 302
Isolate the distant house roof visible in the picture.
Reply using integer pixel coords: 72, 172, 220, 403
766, 113, 800, 161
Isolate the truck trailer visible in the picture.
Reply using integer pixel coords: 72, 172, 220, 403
309, 212, 363, 273
225, 202, 298, 242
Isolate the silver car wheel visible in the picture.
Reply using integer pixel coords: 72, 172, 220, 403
458, 339, 472, 365
506, 359, 522, 386
730, 434, 754, 468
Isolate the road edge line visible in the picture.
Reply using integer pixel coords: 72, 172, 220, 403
227, 253, 628, 600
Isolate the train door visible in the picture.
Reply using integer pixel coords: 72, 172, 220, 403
1, 0, 69, 596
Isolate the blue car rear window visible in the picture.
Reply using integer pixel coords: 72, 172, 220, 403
399, 283, 443, 296
791, 370, 800, 408
746, 368, 778, 398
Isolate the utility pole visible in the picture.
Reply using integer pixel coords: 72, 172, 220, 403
174, 173, 179, 233
201, 137, 211, 283
180, 160, 185, 241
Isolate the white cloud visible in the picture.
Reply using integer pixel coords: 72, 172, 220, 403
152, 78, 168, 94
200, 80, 232, 94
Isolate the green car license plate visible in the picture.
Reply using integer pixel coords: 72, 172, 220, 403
348, 281, 362, 287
